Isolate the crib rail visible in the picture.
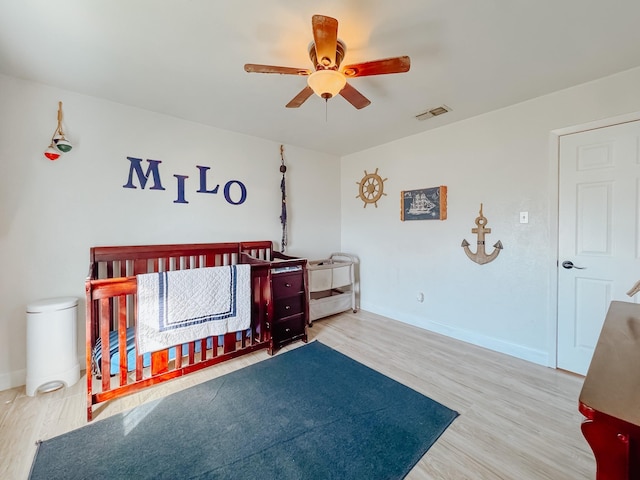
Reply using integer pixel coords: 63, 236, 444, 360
85, 241, 273, 421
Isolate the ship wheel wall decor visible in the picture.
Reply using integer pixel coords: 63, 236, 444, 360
356, 168, 387, 207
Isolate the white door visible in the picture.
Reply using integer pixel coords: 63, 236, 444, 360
557, 120, 640, 375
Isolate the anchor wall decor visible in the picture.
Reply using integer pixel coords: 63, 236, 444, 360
461, 203, 503, 265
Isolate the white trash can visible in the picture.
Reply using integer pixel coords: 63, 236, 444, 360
26, 297, 80, 396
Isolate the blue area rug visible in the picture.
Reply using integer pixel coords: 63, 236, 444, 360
30, 341, 458, 479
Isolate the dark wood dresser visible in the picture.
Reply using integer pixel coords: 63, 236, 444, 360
240, 251, 309, 354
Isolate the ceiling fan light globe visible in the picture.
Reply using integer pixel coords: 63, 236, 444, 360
307, 70, 346, 99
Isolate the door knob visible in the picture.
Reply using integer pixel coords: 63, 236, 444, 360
562, 260, 586, 270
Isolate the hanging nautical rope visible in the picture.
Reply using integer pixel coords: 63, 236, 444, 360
279, 145, 288, 252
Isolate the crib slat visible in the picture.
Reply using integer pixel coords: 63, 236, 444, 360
135, 353, 143, 381
212, 336, 218, 357
253, 269, 270, 343
175, 344, 183, 368
100, 298, 111, 393
200, 338, 207, 361
118, 296, 128, 386
134, 259, 146, 275
188, 341, 195, 364
134, 293, 143, 382
223, 333, 236, 354
151, 351, 168, 375
253, 276, 263, 343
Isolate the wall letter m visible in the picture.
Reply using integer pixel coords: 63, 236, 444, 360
123, 157, 166, 190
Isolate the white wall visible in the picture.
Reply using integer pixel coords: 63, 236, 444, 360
341, 66, 640, 366
0, 74, 341, 389
4, 66, 640, 390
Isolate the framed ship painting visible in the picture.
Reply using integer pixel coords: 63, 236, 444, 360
401, 186, 447, 221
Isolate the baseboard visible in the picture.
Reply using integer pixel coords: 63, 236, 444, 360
362, 303, 550, 367
0, 368, 26, 392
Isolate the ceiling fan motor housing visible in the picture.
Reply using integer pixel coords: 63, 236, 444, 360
308, 40, 346, 71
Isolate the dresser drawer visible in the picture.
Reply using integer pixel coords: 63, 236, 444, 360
272, 273, 303, 298
273, 293, 304, 319
273, 314, 305, 340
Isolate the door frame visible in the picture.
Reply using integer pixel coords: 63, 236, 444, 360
548, 111, 640, 369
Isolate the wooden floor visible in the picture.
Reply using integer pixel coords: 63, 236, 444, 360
0, 310, 595, 479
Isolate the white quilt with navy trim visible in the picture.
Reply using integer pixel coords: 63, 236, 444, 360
136, 264, 251, 355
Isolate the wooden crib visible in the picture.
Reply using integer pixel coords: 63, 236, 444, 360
85, 241, 276, 421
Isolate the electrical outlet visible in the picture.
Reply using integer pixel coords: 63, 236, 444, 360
520, 211, 528, 224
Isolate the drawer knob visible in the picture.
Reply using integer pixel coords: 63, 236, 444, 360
285, 283, 291, 287
285, 328, 291, 333
285, 305, 291, 310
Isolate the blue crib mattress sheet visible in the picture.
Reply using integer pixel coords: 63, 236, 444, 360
93, 328, 246, 376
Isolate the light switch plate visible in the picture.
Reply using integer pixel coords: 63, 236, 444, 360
520, 211, 528, 224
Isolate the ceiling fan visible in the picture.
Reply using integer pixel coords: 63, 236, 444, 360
244, 14, 411, 109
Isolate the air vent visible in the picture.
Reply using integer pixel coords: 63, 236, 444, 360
416, 105, 451, 121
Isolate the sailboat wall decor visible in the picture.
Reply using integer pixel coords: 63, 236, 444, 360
400, 186, 447, 221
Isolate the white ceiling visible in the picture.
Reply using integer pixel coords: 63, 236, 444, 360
2, 0, 640, 156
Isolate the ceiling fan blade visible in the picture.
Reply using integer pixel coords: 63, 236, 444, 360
342, 56, 411, 77
286, 86, 314, 108
312, 15, 339, 68
339, 82, 371, 109
244, 64, 311, 76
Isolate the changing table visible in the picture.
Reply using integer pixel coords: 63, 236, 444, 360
308, 253, 358, 324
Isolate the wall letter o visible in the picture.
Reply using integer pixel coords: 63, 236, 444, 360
224, 180, 247, 205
